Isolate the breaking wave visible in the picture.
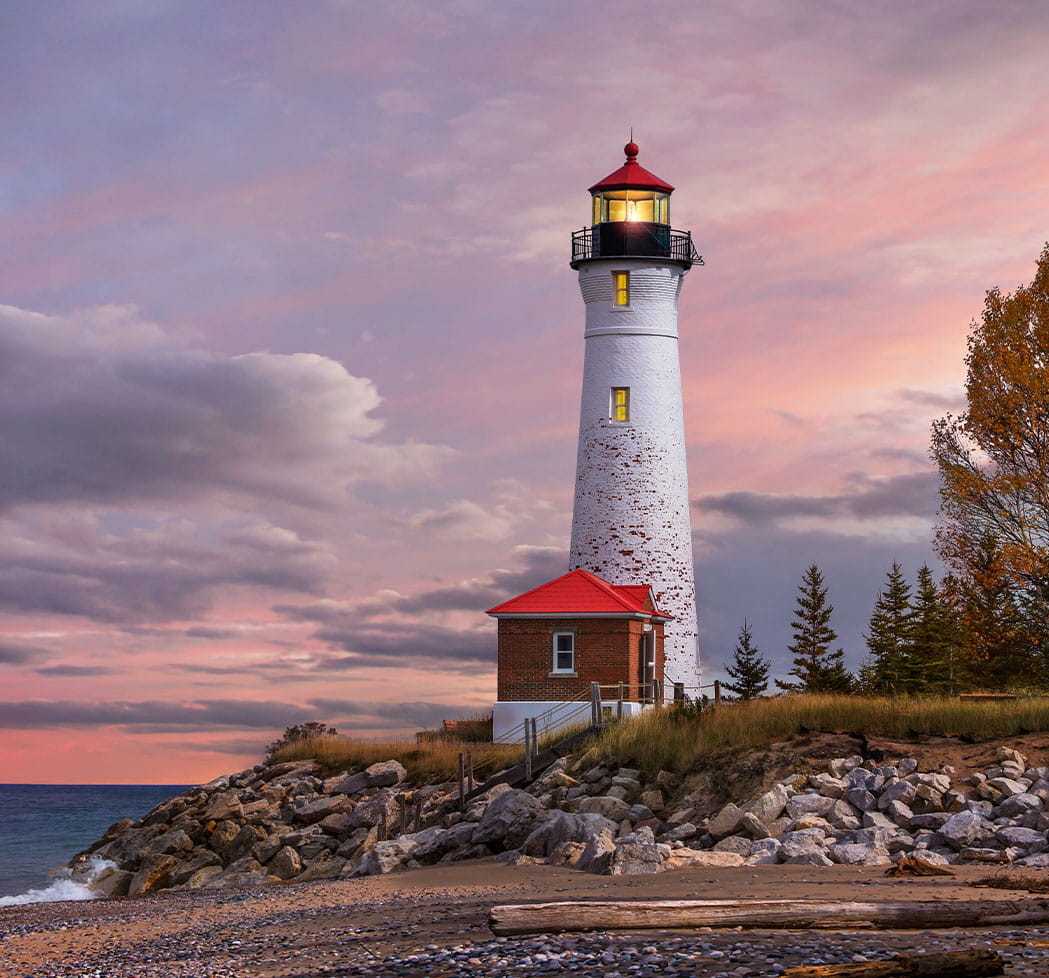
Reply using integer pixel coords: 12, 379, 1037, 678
0, 856, 116, 907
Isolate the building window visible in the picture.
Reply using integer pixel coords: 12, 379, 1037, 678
613, 270, 629, 306
553, 632, 575, 673
610, 387, 630, 423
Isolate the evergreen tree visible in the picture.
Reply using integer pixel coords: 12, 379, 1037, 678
777, 564, 853, 693
865, 561, 916, 693
723, 619, 771, 700
909, 564, 957, 693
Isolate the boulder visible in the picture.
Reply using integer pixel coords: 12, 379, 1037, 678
828, 842, 891, 866
606, 829, 669, 876
267, 845, 303, 879
185, 865, 224, 888
168, 849, 223, 887
998, 793, 1043, 818
90, 865, 133, 898
294, 851, 346, 881
994, 825, 1047, 852
472, 789, 546, 849
665, 848, 745, 869
202, 791, 244, 822
660, 822, 698, 843
364, 760, 408, 787
575, 795, 631, 823
521, 811, 616, 859
705, 803, 746, 840
785, 794, 834, 819
294, 794, 351, 825
712, 835, 751, 855
748, 784, 789, 824
128, 853, 179, 896
940, 810, 991, 850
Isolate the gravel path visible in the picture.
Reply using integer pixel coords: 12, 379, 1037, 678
4, 862, 1049, 977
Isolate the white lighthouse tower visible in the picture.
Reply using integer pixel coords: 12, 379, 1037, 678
568, 140, 701, 692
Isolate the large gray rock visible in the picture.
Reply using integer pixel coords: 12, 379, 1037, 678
748, 785, 789, 824
940, 810, 991, 849
606, 829, 669, 876
169, 849, 223, 887
354, 839, 418, 876
705, 803, 746, 840
994, 826, 1047, 852
348, 787, 400, 829
202, 791, 245, 822
92, 824, 166, 869
521, 811, 616, 858
828, 842, 891, 866
807, 774, 846, 798
294, 794, 351, 825
998, 793, 1043, 818
786, 794, 834, 819
472, 789, 546, 849
575, 795, 631, 823
844, 787, 876, 812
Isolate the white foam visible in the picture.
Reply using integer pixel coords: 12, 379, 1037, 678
0, 856, 117, 907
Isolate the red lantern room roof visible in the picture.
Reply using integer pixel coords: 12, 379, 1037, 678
588, 141, 675, 194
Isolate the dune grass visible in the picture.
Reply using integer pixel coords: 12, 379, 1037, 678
272, 734, 523, 782
588, 694, 1049, 776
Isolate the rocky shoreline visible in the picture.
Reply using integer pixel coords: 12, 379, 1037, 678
65, 742, 1049, 900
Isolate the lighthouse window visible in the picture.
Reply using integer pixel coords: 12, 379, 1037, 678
613, 271, 629, 306
611, 387, 630, 423
553, 633, 575, 673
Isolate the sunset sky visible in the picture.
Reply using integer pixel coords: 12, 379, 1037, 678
4, 1, 1049, 783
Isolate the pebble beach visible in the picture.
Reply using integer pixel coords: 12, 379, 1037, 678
5, 860, 1049, 977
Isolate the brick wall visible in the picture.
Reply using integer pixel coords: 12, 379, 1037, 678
497, 616, 665, 701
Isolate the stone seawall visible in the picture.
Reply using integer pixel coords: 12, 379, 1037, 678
68, 743, 1049, 898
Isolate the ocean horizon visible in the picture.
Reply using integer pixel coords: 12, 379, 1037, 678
0, 783, 189, 905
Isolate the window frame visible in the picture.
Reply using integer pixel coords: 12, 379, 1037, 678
610, 386, 630, 423
552, 631, 575, 674
612, 270, 629, 307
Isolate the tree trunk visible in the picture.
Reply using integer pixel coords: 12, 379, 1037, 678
488, 898, 1049, 936
783, 947, 1003, 976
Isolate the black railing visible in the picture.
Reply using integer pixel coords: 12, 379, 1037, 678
570, 224, 702, 269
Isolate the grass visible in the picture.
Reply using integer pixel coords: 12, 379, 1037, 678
271, 734, 523, 782
586, 694, 1049, 776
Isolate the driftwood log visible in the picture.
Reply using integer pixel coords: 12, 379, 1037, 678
783, 947, 1003, 976
488, 898, 1049, 936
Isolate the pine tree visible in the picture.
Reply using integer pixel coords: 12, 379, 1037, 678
723, 619, 771, 700
909, 564, 957, 693
777, 564, 853, 693
865, 561, 915, 693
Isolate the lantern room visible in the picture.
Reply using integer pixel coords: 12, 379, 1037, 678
570, 141, 701, 269
589, 140, 673, 226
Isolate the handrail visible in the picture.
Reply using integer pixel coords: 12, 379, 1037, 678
570, 225, 703, 269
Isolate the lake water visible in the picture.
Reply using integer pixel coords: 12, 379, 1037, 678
0, 784, 187, 904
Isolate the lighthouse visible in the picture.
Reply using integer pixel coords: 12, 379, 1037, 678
568, 141, 701, 693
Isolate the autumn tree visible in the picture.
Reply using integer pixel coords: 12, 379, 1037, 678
777, 564, 852, 693
931, 244, 1049, 673
864, 561, 916, 693
723, 619, 771, 700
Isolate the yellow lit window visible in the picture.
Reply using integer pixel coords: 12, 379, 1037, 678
611, 387, 630, 422
613, 271, 629, 306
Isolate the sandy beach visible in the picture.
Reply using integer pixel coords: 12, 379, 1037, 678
3, 860, 1047, 977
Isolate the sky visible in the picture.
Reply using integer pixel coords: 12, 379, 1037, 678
3, 0, 1049, 783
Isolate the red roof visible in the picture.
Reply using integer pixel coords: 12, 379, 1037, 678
486, 568, 672, 618
589, 141, 675, 194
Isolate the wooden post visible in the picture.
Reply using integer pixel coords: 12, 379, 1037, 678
653, 677, 662, 703
673, 681, 685, 702
457, 751, 466, 812
399, 793, 407, 834
530, 717, 539, 755
590, 682, 601, 726
524, 724, 533, 781
714, 679, 722, 704
467, 750, 474, 795
617, 680, 624, 720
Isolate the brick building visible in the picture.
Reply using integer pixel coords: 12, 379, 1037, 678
488, 568, 669, 742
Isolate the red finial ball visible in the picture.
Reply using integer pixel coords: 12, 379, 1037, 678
624, 140, 639, 160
